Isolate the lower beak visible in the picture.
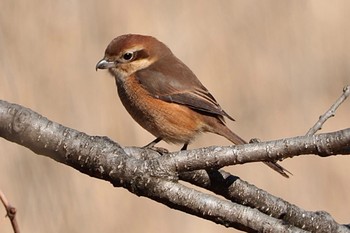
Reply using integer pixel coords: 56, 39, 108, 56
95, 58, 116, 71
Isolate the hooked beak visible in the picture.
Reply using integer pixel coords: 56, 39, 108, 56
95, 58, 116, 71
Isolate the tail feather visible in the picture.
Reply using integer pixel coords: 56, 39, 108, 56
210, 120, 291, 178
263, 162, 292, 178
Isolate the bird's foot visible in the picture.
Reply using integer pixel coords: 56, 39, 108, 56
142, 137, 169, 154
142, 145, 169, 155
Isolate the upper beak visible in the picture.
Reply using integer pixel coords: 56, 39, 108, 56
95, 58, 116, 71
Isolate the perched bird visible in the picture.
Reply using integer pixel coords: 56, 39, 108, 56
96, 34, 290, 177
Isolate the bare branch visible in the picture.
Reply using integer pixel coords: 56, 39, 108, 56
158, 129, 350, 173
307, 85, 350, 136
128, 147, 349, 233
139, 178, 308, 232
0, 99, 349, 232
0, 190, 20, 233
0, 100, 305, 232
179, 170, 349, 232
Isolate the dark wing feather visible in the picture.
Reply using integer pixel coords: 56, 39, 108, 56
135, 55, 234, 121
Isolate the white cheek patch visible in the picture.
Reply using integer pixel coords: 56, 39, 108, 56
110, 56, 157, 81
133, 57, 157, 70
122, 57, 158, 76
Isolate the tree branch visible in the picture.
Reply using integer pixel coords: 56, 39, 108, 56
0, 190, 20, 233
0, 99, 349, 232
307, 85, 350, 136
179, 170, 348, 232
155, 129, 350, 173
127, 146, 349, 232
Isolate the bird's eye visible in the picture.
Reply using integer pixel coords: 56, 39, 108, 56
122, 52, 134, 61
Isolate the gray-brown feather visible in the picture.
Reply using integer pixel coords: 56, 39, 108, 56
135, 54, 235, 121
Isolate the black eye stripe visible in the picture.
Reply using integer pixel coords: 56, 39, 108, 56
121, 50, 148, 62
136, 50, 149, 59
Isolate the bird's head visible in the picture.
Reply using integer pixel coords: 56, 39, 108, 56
96, 34, 172, 79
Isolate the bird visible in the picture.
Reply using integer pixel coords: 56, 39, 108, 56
96, 34, 290, 178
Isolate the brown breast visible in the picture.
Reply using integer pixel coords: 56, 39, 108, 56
116, 75, 206, 144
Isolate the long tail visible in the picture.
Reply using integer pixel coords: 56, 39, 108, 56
211, 121, 291, 178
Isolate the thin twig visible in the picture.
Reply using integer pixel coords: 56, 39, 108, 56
0, 190, 20, 233
307, 85, 350, 136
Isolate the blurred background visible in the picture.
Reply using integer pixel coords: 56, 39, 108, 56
0, 1, 349, 232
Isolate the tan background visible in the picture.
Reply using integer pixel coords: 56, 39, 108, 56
0, 1, 349, 232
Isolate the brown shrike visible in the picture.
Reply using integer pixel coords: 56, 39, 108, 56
96, 34, 290, 177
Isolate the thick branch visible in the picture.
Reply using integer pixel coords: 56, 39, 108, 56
0, 100, 306, 232
143, 178, 308, 232
127, 146, 349, 233
0, 99, 349, 232
157, 129, 350, 173
179, 170, 348, 232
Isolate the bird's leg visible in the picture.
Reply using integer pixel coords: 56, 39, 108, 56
143, 137, 162, 148
181, 143, 188, 150
142, 138, 169, 154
